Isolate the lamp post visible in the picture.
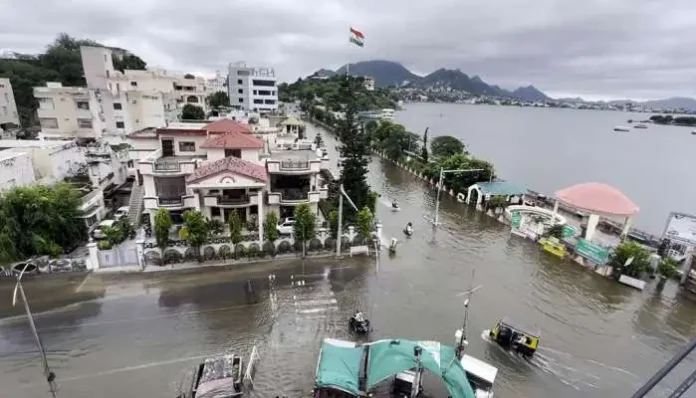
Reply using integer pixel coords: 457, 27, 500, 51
432, 167, 484, 226
12, 264, 58, 398
335, 184, 359, 259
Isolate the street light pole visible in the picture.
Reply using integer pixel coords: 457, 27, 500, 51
432, 168, 484, 226
335, 184, 359, 259
13, 264, 58, 398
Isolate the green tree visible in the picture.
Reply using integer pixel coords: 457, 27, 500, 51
206, 218, 224, 235
293, 204, 317, 255
228, 210, 243, 245
657, 257, 680, 280
328, 209, 339, 239
154, 208, 173, 265
431, 135, 465, 159
356, 207, 374, 241
104, 226, 124, 247
0, 184, 86, 263
206, 91, 230, 108
610, 241, 651, 278
112, 53, 147, 72
264, 211, 279, 243
182, 104, 205, 120
337, 77, 375, 220
179, 210, 208, 261
421, 128, 429, 162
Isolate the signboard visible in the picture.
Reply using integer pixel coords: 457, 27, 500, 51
575, 238, 609, 264
663, 212, 696, 246
511, 212, 521, 229
561, 225, 576, 238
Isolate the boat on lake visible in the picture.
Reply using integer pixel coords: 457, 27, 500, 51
633, 124, 648, 129
614, 126, 630, 132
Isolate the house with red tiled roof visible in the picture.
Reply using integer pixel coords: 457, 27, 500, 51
131, 116, 332, 242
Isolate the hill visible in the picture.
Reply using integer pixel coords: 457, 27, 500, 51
316, 60, 550, 101
335, 60, 420, 88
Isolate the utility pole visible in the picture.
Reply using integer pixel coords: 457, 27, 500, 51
13, 264, 58, 398
335, 184, 359, 259
432, 167, 484, 226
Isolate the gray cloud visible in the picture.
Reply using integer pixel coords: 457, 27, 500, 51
1, 0, 695, 99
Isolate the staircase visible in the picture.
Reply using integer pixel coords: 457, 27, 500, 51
127, 183, 144, 227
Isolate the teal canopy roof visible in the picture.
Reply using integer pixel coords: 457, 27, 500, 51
366, 339, 475, 398
315, 339, 365, 395
475, 181, 526, 196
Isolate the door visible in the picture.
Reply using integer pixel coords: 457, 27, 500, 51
161, 139, 174, 157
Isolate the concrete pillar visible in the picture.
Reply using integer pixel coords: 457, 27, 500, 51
375, 222, 383, 245
585, 213, 600, 241
620, 216, 632, 239
135, 236, 145, 270
257, 189, 264, 242
87, 239, 99, 271
551, 200, 559, 223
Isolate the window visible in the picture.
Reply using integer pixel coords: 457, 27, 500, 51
271, 90, 276, 95
252, 79, 275, 87
77, 118, 93, 128
258, 90, 271, 96
237, 79, 243, 84
2, 106, 6, 115
253, 99, 263, 104
224, 149, 241, 158
76, 101, 90, 110
116, 83, 120, 91
238, 89, 243, 94
132, 100, 137, 104
264, 99, 276, 105
237, 70, 250, 76
3, 93, 8, 102
104, 54, 107, 61
39, 117, 59, 129
238, 97, 244, 103
131, 81, 138, 87
115, 121, 125, 129
106, 70, 110, 78
113, 103, 122, 110
179, 141, 196, 152
211, 207, 221, 217
253, 90, 257, 95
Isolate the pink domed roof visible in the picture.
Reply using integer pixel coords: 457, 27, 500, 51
555, 183, 639, 216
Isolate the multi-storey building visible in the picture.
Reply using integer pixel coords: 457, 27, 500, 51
128, 118, 329, 239
227, 62, 278, 112
207, 70, 227, 94
0, 78, 19, 127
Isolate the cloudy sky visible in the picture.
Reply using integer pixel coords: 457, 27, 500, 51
1, 0, 695, 100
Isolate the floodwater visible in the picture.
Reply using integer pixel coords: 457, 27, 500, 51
1, 122, 695, 398
395, 103, 696, 234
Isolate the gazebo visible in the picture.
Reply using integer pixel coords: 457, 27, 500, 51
280, 115, 304, 135
553, 182, 639, 241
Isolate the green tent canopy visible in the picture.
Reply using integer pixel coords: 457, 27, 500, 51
315, 339, 365, 396
365, 339, 475, 398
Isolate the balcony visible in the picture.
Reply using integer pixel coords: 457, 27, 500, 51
204, 194, 259, 207
268, 189, 320, 205
266, 159, 320, 174
138, 149, 201, 175
143, 195, 197, 210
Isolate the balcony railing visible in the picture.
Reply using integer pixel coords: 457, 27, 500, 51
159, 197, 184, 206
280, 160, 310, 170
154, 162, 181, 172
219, 195, 250, 205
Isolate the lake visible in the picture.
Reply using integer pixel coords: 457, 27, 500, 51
395, 103, 696, 234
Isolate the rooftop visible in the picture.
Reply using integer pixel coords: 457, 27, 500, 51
203, 119, 253, 135
555, 182, 639, 217
200, 132, 264, 149
268, 149, 319, 161
186, 156, 267, 184
0, 139, 75, 149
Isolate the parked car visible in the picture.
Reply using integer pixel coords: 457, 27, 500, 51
92, 219, 116, 239
114, 206, 130, 220
277, 217, 295, 235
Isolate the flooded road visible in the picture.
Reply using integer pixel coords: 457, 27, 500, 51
1, 124, 696, 397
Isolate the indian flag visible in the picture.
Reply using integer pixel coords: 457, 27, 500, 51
349, 26, 364, 47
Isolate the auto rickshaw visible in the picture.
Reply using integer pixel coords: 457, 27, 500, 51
488, 318, 540, 358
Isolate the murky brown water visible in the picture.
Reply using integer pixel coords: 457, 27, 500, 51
1, 124, 695, 398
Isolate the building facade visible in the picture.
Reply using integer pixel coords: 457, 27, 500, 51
129, 118, 329, 240
207, 70, 227, 94
227, 62, 278, 112
0, 151, 36, 189
0, 78, 20, 127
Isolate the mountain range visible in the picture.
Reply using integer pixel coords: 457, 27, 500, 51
317, 60, 551, 102
314, 60, 696, 109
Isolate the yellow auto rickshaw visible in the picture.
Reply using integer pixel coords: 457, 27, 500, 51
488, 318, 540, 358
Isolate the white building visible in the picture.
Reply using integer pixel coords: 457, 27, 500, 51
0, 78, 20, 127
207, 70, 227, 94
0, 151, 36, 189
128, 118, 329, 238
0, 139, 87, 184
227, 62, 278, 112
363, 76, 375, 91
34, 83, 105, 138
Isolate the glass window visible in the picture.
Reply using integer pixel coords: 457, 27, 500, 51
113, 103, 122, 110
115, 121, 125, 128
179, 142, 196, 152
